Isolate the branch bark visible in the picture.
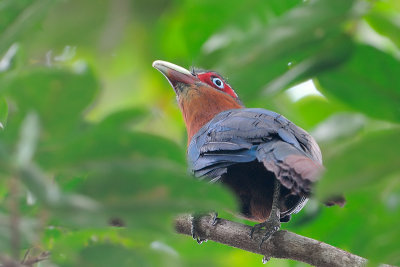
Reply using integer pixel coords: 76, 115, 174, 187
174, 214, 393, 267
1, 250, 50, 267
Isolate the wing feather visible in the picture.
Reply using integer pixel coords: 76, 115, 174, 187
188, 108, 322, 188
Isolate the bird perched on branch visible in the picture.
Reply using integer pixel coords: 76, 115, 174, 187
153, 60, 344, 244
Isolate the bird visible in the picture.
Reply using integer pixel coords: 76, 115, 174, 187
152, 60, 344, 245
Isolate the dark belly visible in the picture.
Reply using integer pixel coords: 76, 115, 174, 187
220, 161, 305, 223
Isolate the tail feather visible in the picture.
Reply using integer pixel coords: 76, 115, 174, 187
257, 140, 324, 195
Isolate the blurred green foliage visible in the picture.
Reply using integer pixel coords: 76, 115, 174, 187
0, 0, 399, 266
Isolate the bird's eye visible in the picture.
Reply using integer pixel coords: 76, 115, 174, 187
212, 77, 224, 89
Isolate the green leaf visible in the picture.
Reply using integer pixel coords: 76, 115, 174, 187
66, 244, 149, 267
97, 108, 148, 129
20, 158, 235, 230
317, 45, 400, 122
296, 176, 400, 265
0, 0, 58, 54
317, 129, 400, 198
366, 13, 400, 48
0, 96, 7, 129
49, 229, 177, 267
38, 126, 186, 169
311, 112, 366, 144
19, 164, 99, 208
19, 163, 104, 228
291, 96, 348, 129
365, 1, 400, 48
15, 112, 40, 167
159, 0, 303, 60
2, 67, 99, 136
263, 34, 354, 95
202, 0, 359, 101
77, 159, 236, 230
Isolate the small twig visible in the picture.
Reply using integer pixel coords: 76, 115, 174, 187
175, 214, 395, 267
20, 249, 31, 265
9, 176, 20, 261
21, 251, 50, 266
1, 250, 50, 267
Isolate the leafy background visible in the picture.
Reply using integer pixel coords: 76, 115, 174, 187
0, 0, 399, 266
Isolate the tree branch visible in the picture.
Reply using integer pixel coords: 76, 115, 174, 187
0, 250, 50, 267
21, 251, 50, 266
174, 214, 393, 267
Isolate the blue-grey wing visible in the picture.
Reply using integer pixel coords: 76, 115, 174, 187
187, 108, 323, 194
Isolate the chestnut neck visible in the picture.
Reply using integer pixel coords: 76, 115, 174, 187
178, 85, 243, 144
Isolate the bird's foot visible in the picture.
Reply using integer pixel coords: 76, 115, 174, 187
249, 218, 281, 248
210, 211, 219, 226
190, 212, 219, 244
190, 220, 206, 244
262, 255, 271, 264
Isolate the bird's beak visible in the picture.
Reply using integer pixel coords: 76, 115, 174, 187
152, 60, 198, 94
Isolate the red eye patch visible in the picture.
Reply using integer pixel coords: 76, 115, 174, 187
197, 72, 238, 99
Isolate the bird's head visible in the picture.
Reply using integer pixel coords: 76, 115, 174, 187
153, 60, 243, 143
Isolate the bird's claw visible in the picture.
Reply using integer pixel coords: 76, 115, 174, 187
249, 223, 263, 239
262, 255, 271, 264
210, 211, 219, 226
191, 218, 207, 244
249, 220, 280, 248
191, 212, 219, 244
260, 225, 280, 247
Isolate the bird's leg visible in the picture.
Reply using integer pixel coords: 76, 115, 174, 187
191, 211, 219, 244
250, 179, 281, 247
210, 211, 219, 226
